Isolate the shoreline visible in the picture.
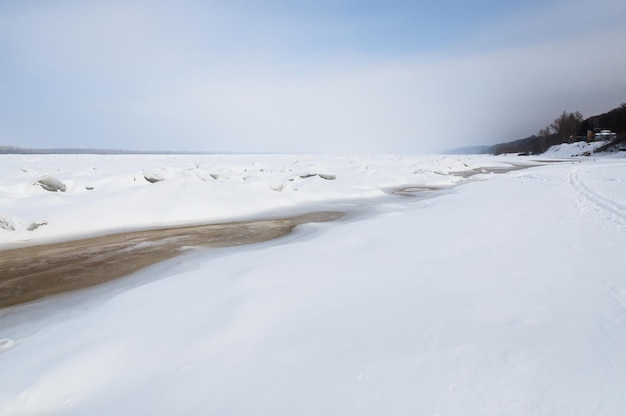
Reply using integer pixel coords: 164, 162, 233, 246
0, 211, 343, 308
0, 162, 544, 309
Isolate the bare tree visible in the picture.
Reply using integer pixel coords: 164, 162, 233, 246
538, 127, 552, 137
550, 111, 583, 142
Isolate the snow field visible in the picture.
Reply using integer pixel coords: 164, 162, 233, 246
0, 154, 519, 246
1, 152, 626, 415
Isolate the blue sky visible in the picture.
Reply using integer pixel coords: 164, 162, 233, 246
1, 0, 625, 153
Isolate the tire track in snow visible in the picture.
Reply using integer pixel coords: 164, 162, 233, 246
568, 165, 626, 228
569, 164, 626, 336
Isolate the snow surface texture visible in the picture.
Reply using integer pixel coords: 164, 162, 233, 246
0, 154, 522, 247
541, 140, 609, 158
2, 151, 626, 415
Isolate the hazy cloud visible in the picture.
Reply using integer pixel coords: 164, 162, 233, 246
1, 0, 625, 152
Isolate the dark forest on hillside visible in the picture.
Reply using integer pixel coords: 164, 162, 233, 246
491, 103, 626, 155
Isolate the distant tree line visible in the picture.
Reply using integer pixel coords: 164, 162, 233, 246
0, 146, 213, 155
491, 103, 626, 155
0, 146, 144, 155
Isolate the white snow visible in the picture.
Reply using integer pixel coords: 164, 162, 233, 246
1, 152, 626, 415
0, 154, 522, 247
541, 140, 608, 157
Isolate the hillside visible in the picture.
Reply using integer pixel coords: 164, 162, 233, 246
490, 103, 626, 155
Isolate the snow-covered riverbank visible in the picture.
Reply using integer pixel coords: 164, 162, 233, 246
0, 153, 532, 247
2, 151, 626, 415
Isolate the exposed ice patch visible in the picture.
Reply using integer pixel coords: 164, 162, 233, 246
299, 173, 336, 180
27, 221, 48, 231
143, 171, 165, 183
36, 176, 67, 192
0, 214, 15, 231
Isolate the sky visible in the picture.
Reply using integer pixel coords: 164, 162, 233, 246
1, 0, 625, 154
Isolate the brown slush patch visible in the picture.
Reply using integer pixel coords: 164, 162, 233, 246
0, 211, 344, 308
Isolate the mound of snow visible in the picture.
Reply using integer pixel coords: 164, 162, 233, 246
0, 213, 15, 231
0, 153, 533, 246
143, 167, 184, 183
143, 171, 165, 183
542, 141, 608, 158
299, 173, 336, 180
36, 176, 66, 192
